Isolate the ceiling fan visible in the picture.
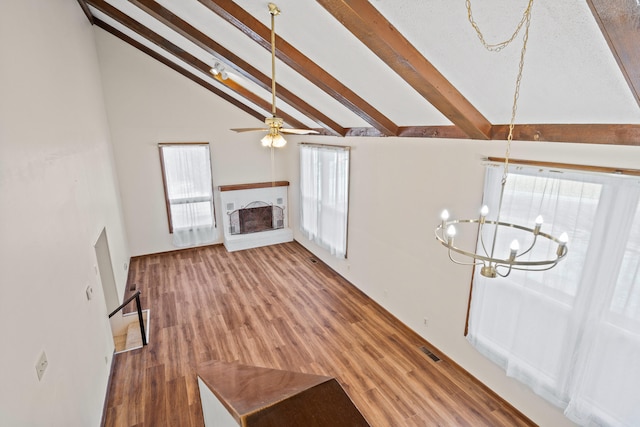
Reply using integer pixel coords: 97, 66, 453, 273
231, 2, 319, 148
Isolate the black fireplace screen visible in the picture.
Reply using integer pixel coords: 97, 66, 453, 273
229, 201, 284, 235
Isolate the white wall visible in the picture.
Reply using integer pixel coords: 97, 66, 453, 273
285, 136, 640, 427
0, 0, 130, 426
95, 29, 289, 256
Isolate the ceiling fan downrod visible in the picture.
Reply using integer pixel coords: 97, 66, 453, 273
268, 3, 280, 118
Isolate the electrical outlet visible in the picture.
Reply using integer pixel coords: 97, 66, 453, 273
85, 285, 93, 301
423, 317, 429, 327
123, 262, 128, 271
36, 351, 48, 381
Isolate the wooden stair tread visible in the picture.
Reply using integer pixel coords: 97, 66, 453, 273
112, 310, 149, 354
124, 322, 142, 349
113, 334, 127, 352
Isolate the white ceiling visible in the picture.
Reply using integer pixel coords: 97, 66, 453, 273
89, 0, 640, 132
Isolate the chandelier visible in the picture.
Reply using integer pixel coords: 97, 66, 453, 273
435, 0, 568, 278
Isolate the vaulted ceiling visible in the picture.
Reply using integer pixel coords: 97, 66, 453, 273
78, 0, 640, 145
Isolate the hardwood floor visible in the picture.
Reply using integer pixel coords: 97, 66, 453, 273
104, 242, 534, 426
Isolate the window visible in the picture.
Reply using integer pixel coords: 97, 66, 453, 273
467, 163, 640, 426
299, 144, 350, 258
159, 143, 217, 247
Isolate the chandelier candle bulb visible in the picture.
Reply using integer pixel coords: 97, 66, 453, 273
480, 205, 489, 224
446, 225, 456, 245
441, 209, 450, 229
557, 232, 569, 256
534, 215, 543, 234
509, 239, 520, 260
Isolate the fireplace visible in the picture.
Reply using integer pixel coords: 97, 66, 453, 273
218, 181, 293, 252
229, 202, 284, 235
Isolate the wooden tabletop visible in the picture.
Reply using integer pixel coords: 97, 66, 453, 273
197, 360, 370, 426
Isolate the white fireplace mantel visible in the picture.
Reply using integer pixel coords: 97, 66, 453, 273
218, 181, 293, 252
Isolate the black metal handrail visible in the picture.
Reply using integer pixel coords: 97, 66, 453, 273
108, 290, 147, 346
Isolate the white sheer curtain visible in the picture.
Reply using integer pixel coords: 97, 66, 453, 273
299, 144, 350, 258
467, 164, 640, 426
159, 144, 217, 247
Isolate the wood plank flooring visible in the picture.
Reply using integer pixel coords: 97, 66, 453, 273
104, 242, 534, 427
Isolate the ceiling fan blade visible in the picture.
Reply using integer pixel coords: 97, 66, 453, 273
230, 127, 269, 133
279, 128, 320, 135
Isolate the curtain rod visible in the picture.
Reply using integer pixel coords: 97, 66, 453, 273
298, 142, 350, 150
158, 142, 209, 147
487, 157, 640, 177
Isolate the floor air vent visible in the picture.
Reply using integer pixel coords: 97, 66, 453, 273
309, 258, 318, 264
129, 283, 137, 292
419, 346, 441, 362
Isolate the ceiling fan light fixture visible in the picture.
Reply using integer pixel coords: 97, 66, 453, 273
261, 132, 286, 148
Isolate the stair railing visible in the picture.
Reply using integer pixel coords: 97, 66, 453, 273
108, 290, 147, 346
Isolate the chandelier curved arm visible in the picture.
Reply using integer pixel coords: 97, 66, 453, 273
495, 264, 514, 278
515, 233, 538, 258
446, 248, 483, 266
478, 222, 492, 259
494, 260, 564, 278
509, 261, 565, 273
435, 219, 568, 268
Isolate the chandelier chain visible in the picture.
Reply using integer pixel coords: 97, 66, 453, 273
465, 0, 534, 52
465, 0, 534, 183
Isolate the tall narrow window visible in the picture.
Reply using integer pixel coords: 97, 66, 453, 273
467, 163, 640, 426
299, 144, 350, 258
159, 143, 217, 247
